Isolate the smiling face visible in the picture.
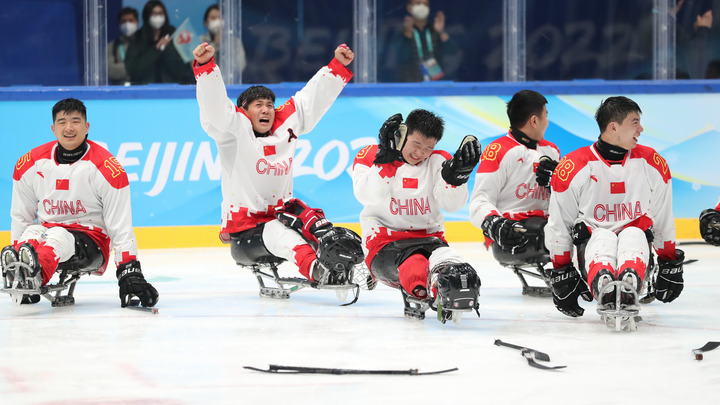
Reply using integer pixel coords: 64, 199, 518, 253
244, 98, 275, 134
608, 111, 643, 150
401, 130, 438, 165
51, 110, 89, 150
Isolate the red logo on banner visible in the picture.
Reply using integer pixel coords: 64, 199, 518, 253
177, 30, 192, 45
264, 145, 276, 156
403, 178, 418, 189
610, 182, 625, 194
56, 179, 69, 190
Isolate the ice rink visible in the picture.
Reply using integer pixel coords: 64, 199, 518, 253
1, 241, 719, 405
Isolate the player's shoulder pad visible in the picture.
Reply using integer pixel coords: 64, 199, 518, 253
632, 144, 671, 183
430, 150, 452, 160
353, 144, 378, 168
476, 135, 518, 174
84, 141, 130, 189
270, 98, 297, 134
551, 146, 596, 193
13, 141, 55, 181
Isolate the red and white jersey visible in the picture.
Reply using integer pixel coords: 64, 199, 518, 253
469, 132, 560, 228
351, 145, 467, 262
11, 140, 137, 273
545, 143, 676, 267
194, 57, 352, 242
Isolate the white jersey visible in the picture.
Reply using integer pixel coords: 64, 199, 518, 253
11, 140, 137, 273
469, 132, 560, 228
545, 143, 676, 267
351, 145, 468, 262
193, 57, 352, 242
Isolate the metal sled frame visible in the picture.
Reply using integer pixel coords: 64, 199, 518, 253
245, 261, 361, 306
401, 290, 477, 325
2, 262, 93, 307
596, 280, 642, 332
506, 262, 553, 297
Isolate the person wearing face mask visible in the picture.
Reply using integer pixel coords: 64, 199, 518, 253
124, 0, 193, 84
108, 7, 139, 85
395, 0, 458, 82
351, 110, 482, 323
198, 4, 246, 73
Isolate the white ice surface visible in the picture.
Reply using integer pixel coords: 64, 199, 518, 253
1, 242, 719, 405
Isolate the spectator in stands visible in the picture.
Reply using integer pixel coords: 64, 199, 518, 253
125, 0, 192, 84
394, 0, 459, 82
676, 0, 714, 79
108, 7, 139, 85
199, 4, 246, 73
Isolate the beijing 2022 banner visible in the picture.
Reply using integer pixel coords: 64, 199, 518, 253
1, 93, 718, 232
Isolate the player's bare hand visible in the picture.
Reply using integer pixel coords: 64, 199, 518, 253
193, 42, 215, 64
334, 44, 354, 66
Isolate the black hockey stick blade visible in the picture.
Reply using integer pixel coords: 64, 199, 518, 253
244, 364, 458, 375
522, 349, 566, 370
494, 339, 551, 362
693, 341, 720, 360
125, 298, 159, 314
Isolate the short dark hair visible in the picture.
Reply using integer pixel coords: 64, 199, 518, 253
119, 7, 138, 22
595, 96, 642, 133
204, 4, 219, 23
405, 108, 444, 141
506, 90, 547, 128
237, 86, 276, 108
52, 98, 87, 122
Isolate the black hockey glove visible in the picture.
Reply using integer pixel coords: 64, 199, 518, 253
373, 113, 405, 165
441, 135, 481, 186
656, 249, 684, 303
481, 215, 528, 254
549, 265, 593, 317
535, 156, 558, 189
117, 260, 159, 308
275, 198, 333, 244
699, 208, 720, 246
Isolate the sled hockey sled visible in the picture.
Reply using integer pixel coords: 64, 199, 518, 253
2, 261, 92, 307
596, 280, 642, 332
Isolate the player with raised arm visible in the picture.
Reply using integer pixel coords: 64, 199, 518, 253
544, 96, 683, 331
352, 109, 481, 323
0, 98, 158, 308
192, 42, 364, 299
469, 90, 559, 296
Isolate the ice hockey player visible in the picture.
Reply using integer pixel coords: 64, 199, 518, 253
469, 90, 559, 296
1, 98, 158, 307
545, 96, 684, 319
699, 200, 720, 245
192, 42, 363, 287
351, 109, 481, 323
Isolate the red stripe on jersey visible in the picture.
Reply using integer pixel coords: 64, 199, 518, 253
533, 162, 539, 172
364, 228, 447, 270
56, 179, 69, 190
477, 135, 516, 174
632, 145, 672, 183
552, 251, 572, 268
271, 98, 297, 134
14, 142, 55, 181
219, 201, 284, 243
403, 178, 418, 188
41, 222, 112, 275
85, 141, 130, 189
327, 57, 354, 83
610, 182, 625, 194
264, 145, 276, 156
192, 57, 216, 79
551, 146, 598, 193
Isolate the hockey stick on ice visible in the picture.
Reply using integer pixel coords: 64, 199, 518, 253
244, 364, 458, 375
125, 298, 159, 314
494, 339, 551, 362
521, 349, 566, 370
693, 341, 720, 360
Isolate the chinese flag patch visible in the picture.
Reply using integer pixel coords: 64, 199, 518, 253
403, 178, 418, 189
56, 179, 69, 190
610, 182, 625, 194
263, 145, 276, 156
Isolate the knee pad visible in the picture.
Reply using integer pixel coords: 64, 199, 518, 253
230, 224, 284, 266
370, 237, 448, 286
316, 227, 364, 272
434, 262, 480, 310
56, 231, 105, 272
